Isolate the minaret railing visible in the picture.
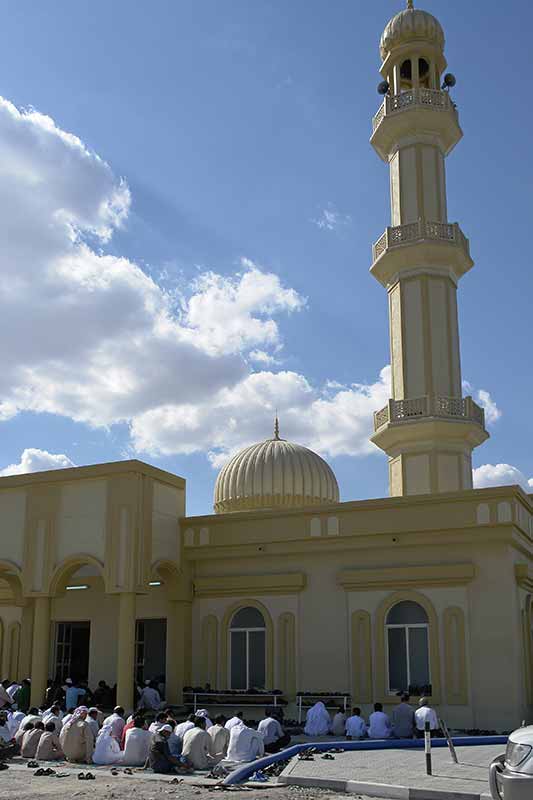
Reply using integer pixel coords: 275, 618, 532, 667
372, 88, 455, 132
372, 219, 471, 264
373, 395, 486, 432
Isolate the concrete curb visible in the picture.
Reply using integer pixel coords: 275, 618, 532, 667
278, 772, 492, 800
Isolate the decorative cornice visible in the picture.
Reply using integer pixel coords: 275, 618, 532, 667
338, 563, 475, 591
194, 572, 306, 598
515, 564, 533, 593
0, 459, 185, 490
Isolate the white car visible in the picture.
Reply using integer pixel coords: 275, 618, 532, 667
490, 725, 533, 799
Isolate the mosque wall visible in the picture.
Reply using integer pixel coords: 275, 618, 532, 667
56, 479, 107, 563
0, 488, 25, 565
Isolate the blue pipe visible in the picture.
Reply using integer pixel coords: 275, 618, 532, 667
222, 735, 508, 785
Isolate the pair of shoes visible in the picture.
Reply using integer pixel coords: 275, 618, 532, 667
321, 753, 335, 760
124, 768, 133, 775
78, 772, 95, 780
250, 771, 268, 782
111, 768, 119, 775
27, 760, 39, 768
0, 763, 8, 771
34, 768, 56, 776
169, 777, 183, 784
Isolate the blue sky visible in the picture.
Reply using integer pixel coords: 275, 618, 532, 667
0, 0, 531, 515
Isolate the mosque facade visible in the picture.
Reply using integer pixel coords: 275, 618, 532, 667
0, 2, 532, 732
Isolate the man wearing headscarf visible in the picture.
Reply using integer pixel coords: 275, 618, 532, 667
304, 702, 331, 736
194, 709, 213, 729
92, 724, 122, 765
103, 706, 125, 742
59, 706, 95, 763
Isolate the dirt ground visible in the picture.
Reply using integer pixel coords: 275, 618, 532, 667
0, 764, 378, 800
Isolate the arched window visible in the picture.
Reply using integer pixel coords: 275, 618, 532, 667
386, 601, 430, 694
229, 606, 266, 690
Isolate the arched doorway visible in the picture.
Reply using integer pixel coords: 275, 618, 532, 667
229, 606, 266, 690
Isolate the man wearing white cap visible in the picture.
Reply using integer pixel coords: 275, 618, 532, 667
148, 725, 188, 774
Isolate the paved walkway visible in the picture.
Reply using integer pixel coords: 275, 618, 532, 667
279, 743, 504, 799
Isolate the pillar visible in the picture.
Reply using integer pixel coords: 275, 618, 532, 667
116, 592, 136, 711
19, 603, 34, 681
30, 596, 50, 707
166, 601, 185, 705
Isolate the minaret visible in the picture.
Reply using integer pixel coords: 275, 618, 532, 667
370, 2, 488, 496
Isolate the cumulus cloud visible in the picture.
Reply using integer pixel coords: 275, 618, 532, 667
476, 390, 501, 426
473, 463, 533, 491
0, 448, 75, 476
311, 203, 352, 232
0, 97, 304, 428
131, 366, 391, 467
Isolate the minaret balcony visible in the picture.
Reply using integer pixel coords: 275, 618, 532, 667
371, 219, 473, 286
371, 89, 462, 160
374, 395, 485, 432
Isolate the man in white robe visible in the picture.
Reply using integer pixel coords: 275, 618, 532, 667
224, 712, 244, 731
414, 697, 439, 737
304, 702, 331, 736
195, 709, 213, 729
92, 726, 122, 765
368, 703, 391, 739
226, 722, 264, 763
257, 709, 290, 753
149, 712, 168, 734
345, 707, 367, 740
175, 714, 196, 740
103, 706, 125, 742
207, 715, 230, 760
122, 718, 152, 766
42, 705, 62, 734
182, 718, 215, 770
7, 710, 25, 737
137, 681, 162, 711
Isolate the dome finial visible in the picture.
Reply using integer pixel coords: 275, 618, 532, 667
274, 413, 280, 440
406, 0, 414, 8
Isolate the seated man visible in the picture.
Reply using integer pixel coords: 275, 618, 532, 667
60, 707, 95, 763
304, 702, 331, 737
15, 722, 33, 751
392, 694, 415, 739
175, 713, 196, 740
368, 703, 391, 739
227, 722, 265, 763
36, 721, 65, 761
414, 697, 439, 738
207, 715, 230, 760
122, 717, 152, 766
345, 707, 367, 740
182, 717, 215, 770
0, 712, 12, 744
149, 725, 190, 774
103, 706, 125, 742
257, 709, 290, 753
331, 707, 347, 737
149, 711, 168, 734
42, 705, 62, 735
21, 721, 45, 758
224, 711, 244, 731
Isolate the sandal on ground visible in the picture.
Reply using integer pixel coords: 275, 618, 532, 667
27, 760, 39, 768
169, 777, 183, 784
85, 772, 95, 780
34, 768, 45, 776
111, 768, 119, 775
78, 772, 87, 780
321, 753, 335, 760
43, 768, 56, 775
124, 768, 133, 775
0, 763, 8, 771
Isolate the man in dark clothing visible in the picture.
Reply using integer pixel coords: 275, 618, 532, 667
14, 680, 31, 713
149, 726, 191, 774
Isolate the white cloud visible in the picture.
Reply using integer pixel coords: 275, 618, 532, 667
473, 463, 533, 491
476, 389, 501, 426
0, 97, 303, 428
0, 448, 75, 476
130, 365, 391, 467
312, 203, 352, 232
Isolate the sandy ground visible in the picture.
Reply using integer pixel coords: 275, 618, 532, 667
0, 761, 380, 800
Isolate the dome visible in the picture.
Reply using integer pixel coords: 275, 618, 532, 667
380, 3, 445, 61
214, 420, 339, 513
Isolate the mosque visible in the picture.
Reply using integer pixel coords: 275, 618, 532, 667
0, 2, 531, 733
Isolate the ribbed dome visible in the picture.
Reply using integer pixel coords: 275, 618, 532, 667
380, 4, 445, 61
214, 422, 339, 514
